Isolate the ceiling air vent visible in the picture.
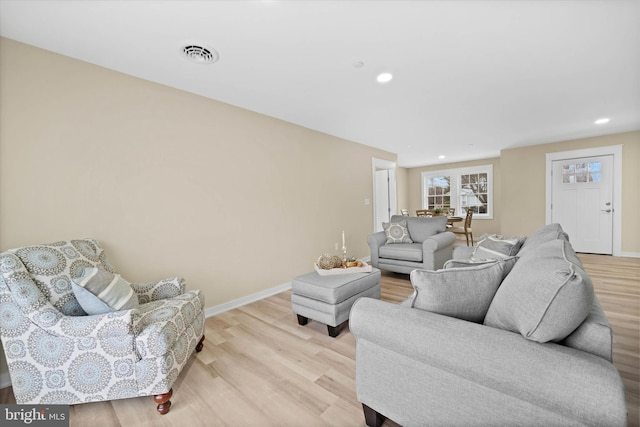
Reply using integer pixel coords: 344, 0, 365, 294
181, 44, 219, 64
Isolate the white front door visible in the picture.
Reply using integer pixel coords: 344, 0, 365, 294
551, 155, 614, 254
374, 169, 391, 232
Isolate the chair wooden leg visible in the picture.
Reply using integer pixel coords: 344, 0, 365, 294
154, 388, 173, 415
362, 403, 385, 427
196, 335, 205, 352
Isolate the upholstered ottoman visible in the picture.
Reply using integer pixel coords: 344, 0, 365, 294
291, 268, 381, 337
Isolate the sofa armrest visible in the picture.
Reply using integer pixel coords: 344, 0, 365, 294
131, 277, 186, 304
452, 245, 474, 260
367, 231, 387, 266
349, 298, 626, 426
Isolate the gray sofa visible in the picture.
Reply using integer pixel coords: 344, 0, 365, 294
351, 224, 627, 426
368, 215, 456, 274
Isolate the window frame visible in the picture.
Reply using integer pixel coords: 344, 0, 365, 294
421, 164, 494, 219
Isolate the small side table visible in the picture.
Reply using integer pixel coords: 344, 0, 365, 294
291, 268, 381, 337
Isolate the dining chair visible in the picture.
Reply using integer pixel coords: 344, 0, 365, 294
415, 209, 429, 217
400, 209, 409, 216
449, 208, 474, 246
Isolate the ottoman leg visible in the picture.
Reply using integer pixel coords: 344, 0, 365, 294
297, 314, 309, 326
327, 324, 340, 337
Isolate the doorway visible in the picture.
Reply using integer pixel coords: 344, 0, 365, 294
372, 158, 397, 233
546, 146, 622, 255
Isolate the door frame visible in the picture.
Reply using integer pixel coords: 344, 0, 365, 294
545, 145, 622, 256
372, 158, 397, 233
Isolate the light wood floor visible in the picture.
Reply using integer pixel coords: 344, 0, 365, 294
1, 254, 638, 427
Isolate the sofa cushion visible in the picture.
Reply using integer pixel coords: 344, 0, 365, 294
484, 239, 594, 343
409, 258, 517, 323
71, 267, 139, 315
472, 234, 525, 260
379, 243, 423, 262
390, 215, 447, 243
383, 220, 413, 244
517, 223, 568, 259
444, 257, 511, 269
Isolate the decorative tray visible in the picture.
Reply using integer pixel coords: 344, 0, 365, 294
314, 260, 372, 276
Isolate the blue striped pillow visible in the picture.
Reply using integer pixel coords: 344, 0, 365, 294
71, 267, 139, 315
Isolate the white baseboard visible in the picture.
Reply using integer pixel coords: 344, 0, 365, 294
204, 282, 292, 318
617, 251, 640, 258
0, 282, 294, 390
0, 371, 11, 389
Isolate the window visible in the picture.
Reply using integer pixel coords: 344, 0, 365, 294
422, 165, 493, 218
562, 161, 601, 184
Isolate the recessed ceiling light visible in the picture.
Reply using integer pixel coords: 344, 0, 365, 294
438, 155, 446, 159
594, 118, 610, 125
376, 72, 393, 83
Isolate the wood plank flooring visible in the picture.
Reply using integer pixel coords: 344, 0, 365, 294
0, 254, 638, 427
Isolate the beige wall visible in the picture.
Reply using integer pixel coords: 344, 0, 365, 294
0, 38, 397, 373
407, 157, 502, 238
500, 131, 640, 253
396, 166, 409, 215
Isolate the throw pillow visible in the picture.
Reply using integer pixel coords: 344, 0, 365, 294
383, 220, 413, 244
472, 234, 526, 261
71, 267, 139, 315
484, 239, 594, 343
408, 258, 517, 323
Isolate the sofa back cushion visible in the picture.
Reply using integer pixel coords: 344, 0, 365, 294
472, 234, 526, 260
484, 239, 594, 343
517, 223, 569, 259
390, 215, 447, 243
410, 258, 517, 323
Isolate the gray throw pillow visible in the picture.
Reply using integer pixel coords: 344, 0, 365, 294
484, 239, 594, 343
409, 258, 517, 323
472, 234, 525, 260
71, 267, 139, 315
383, 220, 413, 244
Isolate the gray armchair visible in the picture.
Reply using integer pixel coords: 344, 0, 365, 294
0, 239, 205, 414
368, 215, 455, 274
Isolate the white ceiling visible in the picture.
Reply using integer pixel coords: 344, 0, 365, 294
1, 1, 639, 167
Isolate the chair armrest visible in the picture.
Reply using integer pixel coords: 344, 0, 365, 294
367, 232, 387, 266
349, 298, 626, 426
422, 231, 456, 252
26, 302, 135, 340
131, 277, 186, 303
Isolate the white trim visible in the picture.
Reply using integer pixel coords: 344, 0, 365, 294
204, 282, 292, 318
545, 145, 623, 256
0, 371, 11, 389
618, 252, 640, 259
372, 158, 397, 232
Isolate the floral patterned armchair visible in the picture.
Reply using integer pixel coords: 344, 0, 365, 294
0, 239, 205, 414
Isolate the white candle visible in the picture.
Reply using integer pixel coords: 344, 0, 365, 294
342, 230, 345, 248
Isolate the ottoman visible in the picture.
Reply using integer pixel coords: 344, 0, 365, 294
291, 268, 381, 337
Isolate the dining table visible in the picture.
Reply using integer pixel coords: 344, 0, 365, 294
447, 216, 463, 226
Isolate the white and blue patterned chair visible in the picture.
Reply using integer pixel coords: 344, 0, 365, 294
0, 239, 205, 414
